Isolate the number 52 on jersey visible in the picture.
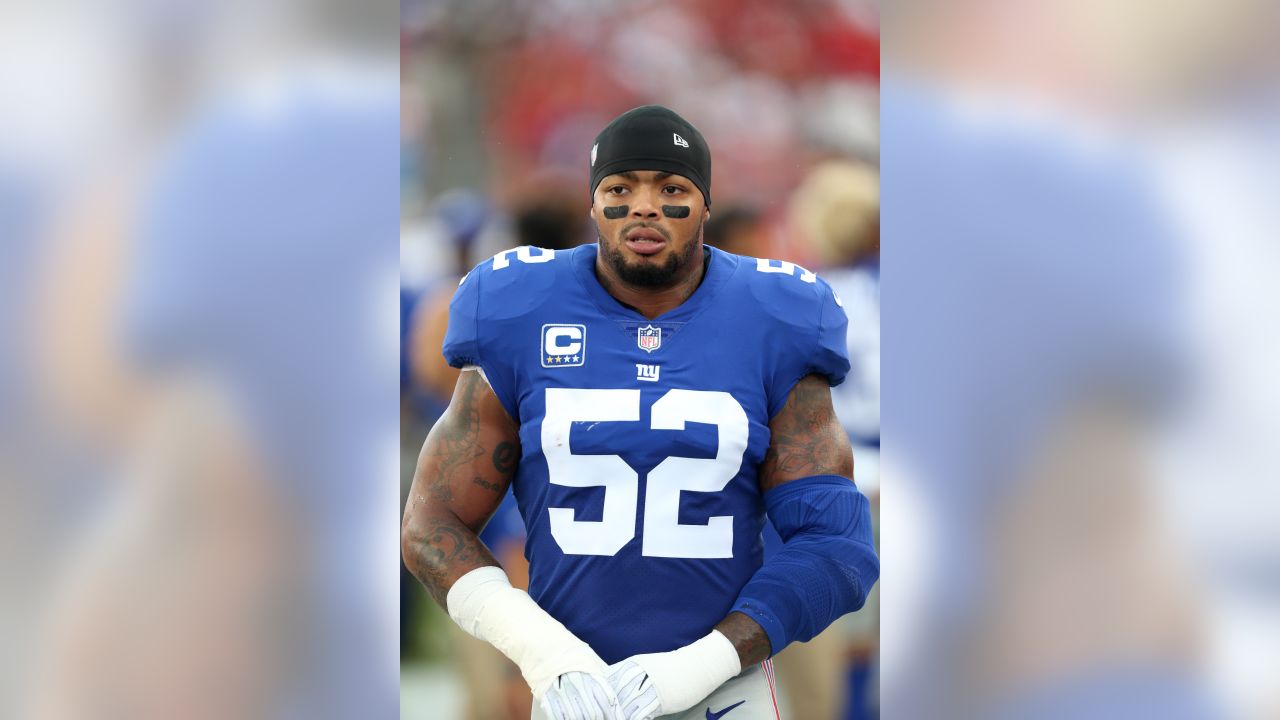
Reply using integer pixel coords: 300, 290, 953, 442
543, 388, 748, 560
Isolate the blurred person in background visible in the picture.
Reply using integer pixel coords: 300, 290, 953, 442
703, 205, 767, 259
405, 177, 591, 720
769, 160, 881, 720
409, 176, 590, 404
405, 189, 495, 409
400, 188, 495, 697
789, 161, 879, 492
401, 105, 879, 720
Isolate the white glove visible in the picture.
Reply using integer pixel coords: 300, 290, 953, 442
606, 661, 661, 720
539, 671, 622, 720
606, 631, 742, 720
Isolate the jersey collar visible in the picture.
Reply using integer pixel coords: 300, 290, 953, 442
571, 242, 736, 325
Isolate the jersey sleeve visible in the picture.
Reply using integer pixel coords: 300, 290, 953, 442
814, 278, 852, 386
766, 276, 852, 417
442, 271, 481, 369
441, 266, 520, 419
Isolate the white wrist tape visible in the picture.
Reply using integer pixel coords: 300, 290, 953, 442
635, 630, 742, 713
446, 566, 607, 696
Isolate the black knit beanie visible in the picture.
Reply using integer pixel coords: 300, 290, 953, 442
589, 105, 711, 206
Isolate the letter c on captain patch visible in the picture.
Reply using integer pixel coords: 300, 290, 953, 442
541, 324, 586, 368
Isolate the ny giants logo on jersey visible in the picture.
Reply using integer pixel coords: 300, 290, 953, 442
635, 363, 660, 382
637, 324, 661, 352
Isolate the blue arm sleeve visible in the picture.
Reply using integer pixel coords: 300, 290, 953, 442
729, 475, 879, 656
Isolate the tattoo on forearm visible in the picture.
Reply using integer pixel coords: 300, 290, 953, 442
402, 371, 513, 609
408, 517, 499, 608
492, 441, 518, 475
424, 372, 486, 483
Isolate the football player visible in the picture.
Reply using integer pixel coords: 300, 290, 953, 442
402, 105, 879, 720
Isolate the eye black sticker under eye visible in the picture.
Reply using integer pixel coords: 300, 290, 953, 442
661, 205, 690, 219
602, 205, 628, 219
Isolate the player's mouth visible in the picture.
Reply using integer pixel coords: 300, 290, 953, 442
623, 227, 668, 256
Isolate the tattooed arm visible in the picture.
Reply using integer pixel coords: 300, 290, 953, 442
714, 373, 853, 665
401, 368, 520, 608
758, 373, 854, 493
605, 375, 860, 719
402, 370, 617, 710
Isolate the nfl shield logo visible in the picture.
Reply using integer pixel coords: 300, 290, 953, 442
637, 325, 661, 353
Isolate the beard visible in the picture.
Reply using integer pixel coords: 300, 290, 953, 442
598, 220, 704, 289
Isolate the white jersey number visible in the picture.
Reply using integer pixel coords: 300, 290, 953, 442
492, 245, 555, 270
542, 388, 748, 558
755, 258, 816, 283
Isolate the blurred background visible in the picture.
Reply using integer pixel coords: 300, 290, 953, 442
4, 0, 1280, 719
399, 0, 881, 718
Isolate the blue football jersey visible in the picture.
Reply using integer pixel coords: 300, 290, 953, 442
443, 243, 850, 664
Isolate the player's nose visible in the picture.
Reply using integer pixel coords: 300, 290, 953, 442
630, 188, 661, 219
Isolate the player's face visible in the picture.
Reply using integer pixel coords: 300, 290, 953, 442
592, 170, 709, 289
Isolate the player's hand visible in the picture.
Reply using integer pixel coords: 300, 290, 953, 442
606, 631, 741, 719
537, 670, 623, 720
606, 660, 662, 720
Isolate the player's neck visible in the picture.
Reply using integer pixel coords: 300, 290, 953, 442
595, 246, 708, 320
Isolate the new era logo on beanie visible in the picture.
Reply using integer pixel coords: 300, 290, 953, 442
589, 105, 711, 206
